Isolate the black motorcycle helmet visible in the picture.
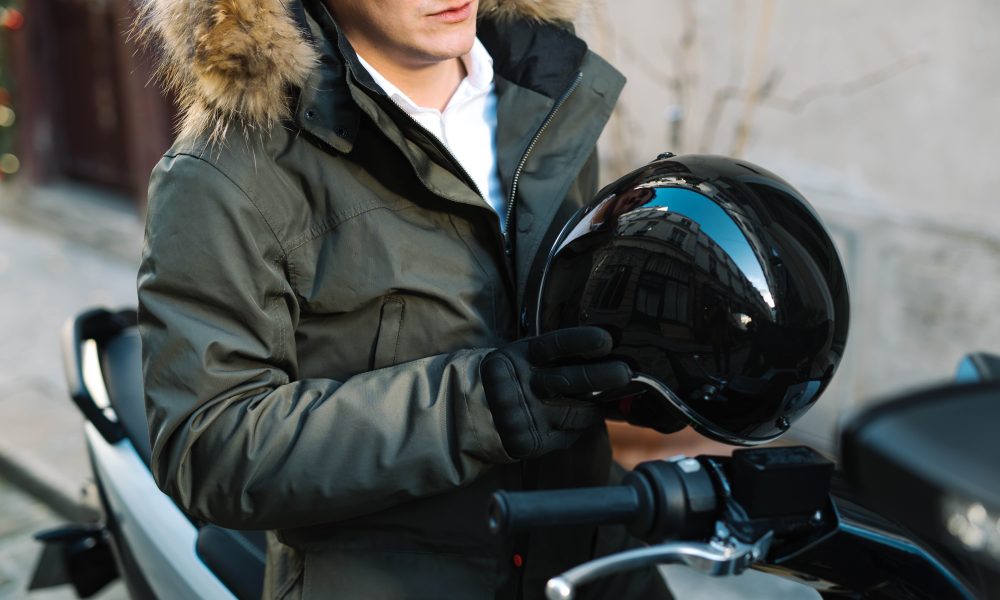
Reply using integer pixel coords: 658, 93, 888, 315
536, 154, 850, 445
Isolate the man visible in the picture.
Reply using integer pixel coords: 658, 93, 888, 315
136, 0, 670, 597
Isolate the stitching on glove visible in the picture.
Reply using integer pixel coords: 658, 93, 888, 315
496, 352, 542, 456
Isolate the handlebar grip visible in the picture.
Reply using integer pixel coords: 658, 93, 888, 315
489, 485, 643, 534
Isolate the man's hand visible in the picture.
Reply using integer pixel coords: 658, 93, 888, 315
480, 326, 632, 460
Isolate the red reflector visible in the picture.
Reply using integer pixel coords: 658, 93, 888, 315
618, 395, 634, 417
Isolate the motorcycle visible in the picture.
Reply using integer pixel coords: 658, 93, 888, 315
26, 305, 1000, 599
29, 308, 266, 599
491, 372, 1000, 599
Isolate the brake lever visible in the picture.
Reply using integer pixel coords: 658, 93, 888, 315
545, 524, 774, 600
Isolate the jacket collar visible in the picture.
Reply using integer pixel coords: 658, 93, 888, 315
292, 0, 362, 153
135, 0, 587, 144
477, 17, 587, 100
294, 0, 591, 153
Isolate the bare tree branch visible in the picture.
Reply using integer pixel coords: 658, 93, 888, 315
671, 0, 698, 151
731, 0, 777, 157
762, 53, 930, 114
614, 29, 679, 89
698, 52, 927, 153
698, 85, 740, 153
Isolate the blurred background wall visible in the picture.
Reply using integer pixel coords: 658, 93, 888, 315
1, 0, 999, 453
4, 0, 173, 203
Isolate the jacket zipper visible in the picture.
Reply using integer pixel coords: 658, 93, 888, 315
503, 71, 584, 258
353, 70, 584, 338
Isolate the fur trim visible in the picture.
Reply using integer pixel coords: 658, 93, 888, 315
135, 0, 582, 142
134, 0, 318, 142
478, 0, 582, 23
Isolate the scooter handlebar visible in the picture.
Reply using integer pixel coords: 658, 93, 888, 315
489, 458, 721, 543
489, 485, 643, 535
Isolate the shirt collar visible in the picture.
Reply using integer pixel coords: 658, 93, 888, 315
356, 37, 494, 112
463, 36, 495, 93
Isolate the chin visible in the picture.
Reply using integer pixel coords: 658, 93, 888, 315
421, 26, 477, 60
445, 37, 476, 59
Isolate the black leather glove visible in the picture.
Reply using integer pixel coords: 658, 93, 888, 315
480, 326, 632, 460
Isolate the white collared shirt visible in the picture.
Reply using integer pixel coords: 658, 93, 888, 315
356, 39, 506, 231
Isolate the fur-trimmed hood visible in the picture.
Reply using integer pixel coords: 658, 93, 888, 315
134, 0, 584, 142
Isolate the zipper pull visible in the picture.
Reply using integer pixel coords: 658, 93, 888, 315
503, 232, 513, 257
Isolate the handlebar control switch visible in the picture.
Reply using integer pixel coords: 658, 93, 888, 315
730, 446, 833, 519
632, 458, 718, 542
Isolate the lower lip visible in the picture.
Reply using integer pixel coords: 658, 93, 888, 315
430, 2, 472, 23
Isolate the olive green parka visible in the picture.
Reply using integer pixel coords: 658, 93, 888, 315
136, 0, 665, 598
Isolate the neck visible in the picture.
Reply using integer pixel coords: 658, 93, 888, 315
355, 47, 467, 112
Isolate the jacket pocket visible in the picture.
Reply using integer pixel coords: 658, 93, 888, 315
371, 295, 405, 370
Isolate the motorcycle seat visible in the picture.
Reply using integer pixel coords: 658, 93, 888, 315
98, 327, 153, 467
96, 318, 267, 599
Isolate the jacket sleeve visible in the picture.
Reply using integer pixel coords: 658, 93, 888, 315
138, 153, 512, 531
